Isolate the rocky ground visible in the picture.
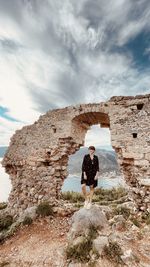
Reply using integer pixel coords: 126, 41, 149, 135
0, 198, 150, 267
0, 213, 72, 267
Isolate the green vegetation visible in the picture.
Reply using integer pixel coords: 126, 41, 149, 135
0, 261, 10, 267
130, 216, 141, 227
0, 214, 13, 231
113, 206, 130, 219
0, 202, 7, 210
129, 211, 150, 228
0, 221, 22, 244
87, 260, 97, 267
136, 231, 143, 240
36, 201, 54, 217
102, 241, 124, 265
74, 203, 83, 208
61, 191, 84, 202
61, 187, 127, 205
22, 216, 33, 226
88, 224, 99, 240
94, 187, 127, 200
66, 224, 99, 263
141, 211, 150, 225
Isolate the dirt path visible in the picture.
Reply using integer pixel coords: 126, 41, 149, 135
0, 209, 150, 267
0, 216, 72, 267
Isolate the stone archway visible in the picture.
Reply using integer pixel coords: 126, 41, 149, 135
1, 94, 150, 216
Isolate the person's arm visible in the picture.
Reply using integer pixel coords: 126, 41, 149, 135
82, 155, 87, 179
94, 156, 99, 180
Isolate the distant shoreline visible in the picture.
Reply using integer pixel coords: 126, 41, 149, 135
0, 156, 126, 201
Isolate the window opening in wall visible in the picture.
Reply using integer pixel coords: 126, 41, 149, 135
51, 125, 56, 133
132, 133, 137, 138
137, 103, 144, 110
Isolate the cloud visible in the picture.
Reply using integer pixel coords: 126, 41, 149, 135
85, 125, 111, 147
0, 0, 150, 145
0, 116, 25, 146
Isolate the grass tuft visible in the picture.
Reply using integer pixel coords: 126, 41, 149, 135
61, 187, 127, 205
0, 202, 7, 210
61, 191, 84, 202
36, 201, 54, 217
141, 211, 150, 225
0, 214, 13, 231
22, 216, 33, 226
130, 216, 141, 227
102, 241, 123, 264
66, 224, 99, 263
113, 206, 130, 219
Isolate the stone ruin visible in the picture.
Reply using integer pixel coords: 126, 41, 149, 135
1, 93, 150, 216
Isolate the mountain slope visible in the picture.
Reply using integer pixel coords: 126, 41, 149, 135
68, 147, 120, 175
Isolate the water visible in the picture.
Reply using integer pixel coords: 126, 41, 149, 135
0, 157, 126, 201
61, 174, 126, 193
0, 158, 12, 202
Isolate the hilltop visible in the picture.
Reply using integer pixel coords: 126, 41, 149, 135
0, 188, 150, 267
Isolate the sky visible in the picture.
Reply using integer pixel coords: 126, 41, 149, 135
0, 0, 150, 147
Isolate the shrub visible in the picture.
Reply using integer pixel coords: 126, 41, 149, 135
66, 236, 92, 263
87, 260, 98, 267
102, 241, 123, 264
0, 202, 7, 210
136, 231, 143, 240
92, 187, 127, 205
61, 187, 127, 204
74, 203, 83, 208
36, 201, 54, 217
66, 224, 99, 263
61, 191, 84, 202
22, 216, 33, 226
88, 224, 99, 240
141, 211, 150, 225
113, 206, 130, 219
130, 216, 141, 227
0, 214, 13, 231
94, 187, 127, 200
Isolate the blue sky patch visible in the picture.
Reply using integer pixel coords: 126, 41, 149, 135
0, 106, 21, 122
125, 32, 150, 70
110, 32, 150, 72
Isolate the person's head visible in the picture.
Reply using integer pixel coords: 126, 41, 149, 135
88, 146, 95, 155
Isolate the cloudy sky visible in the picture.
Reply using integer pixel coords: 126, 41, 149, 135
0, 0, 150, 147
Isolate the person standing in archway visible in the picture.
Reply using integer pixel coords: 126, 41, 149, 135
81, 146, 99, 209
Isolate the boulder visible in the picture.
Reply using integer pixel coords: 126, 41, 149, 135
93, 236, 109, 255
68, 204, 108, 240
117, 201, 137, 213
18, 206, 37, 223
121, 249, 135, 264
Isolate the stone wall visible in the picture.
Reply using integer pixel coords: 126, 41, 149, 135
1, 93, 150, 216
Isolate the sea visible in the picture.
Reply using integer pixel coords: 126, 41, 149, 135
0, 157, 12, 202
61, 174, 126, 193
0, 157, 126, 202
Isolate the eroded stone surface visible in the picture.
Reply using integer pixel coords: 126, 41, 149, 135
1, 93, 150, 216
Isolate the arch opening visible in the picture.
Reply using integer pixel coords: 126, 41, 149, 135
61, 111, 126, 195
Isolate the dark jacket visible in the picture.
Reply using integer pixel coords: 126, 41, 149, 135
81, 154, 99, 176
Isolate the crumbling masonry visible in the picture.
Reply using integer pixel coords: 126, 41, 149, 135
1, 94, 150, 216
